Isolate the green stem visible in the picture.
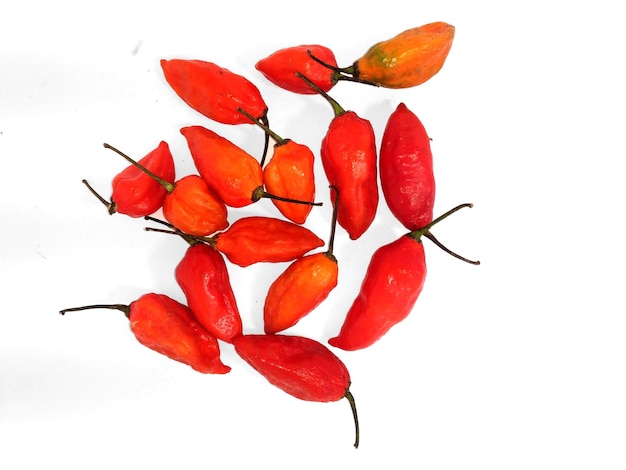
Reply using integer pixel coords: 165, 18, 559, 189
296, 72, 345, 117
59, 304, 131, 319
344, 389, 360, 449
144, 216, 216, 248
237, 107, 286, 146
260, 111, 271, 168
82, 179, 116, 215
305, 50, 381, 87
326, 185, 340, 259
103, 143, 175, 192
251, 186, 323, 206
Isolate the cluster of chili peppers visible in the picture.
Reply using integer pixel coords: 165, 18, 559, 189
62, 21, 478, 449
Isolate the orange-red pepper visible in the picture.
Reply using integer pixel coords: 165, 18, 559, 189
82, 141, 175, 218
232, 333, 359, 447
59, 293, 231, 374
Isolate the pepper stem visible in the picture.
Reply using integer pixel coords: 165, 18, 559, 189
59, 304, 131, 319
305, 50, 381, 88
409, 203, 480, 265
260, 110, 271, 168
296, 72, 345, 117
82, 179, 117, 215
344, 389, 360, 449
326, 185, 340, 259
251, 186, 323, 207
103, 143, 175, 192
237, 107, 286, 146
144, 216, 216, 248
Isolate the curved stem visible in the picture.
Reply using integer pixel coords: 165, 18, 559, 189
296, 72, 345, 117
238, 107, 285, 146
422, 232, 480, 265
326, 185, 340, 259
344, 389, 360, 449
144, 216, 216, 247
82, 179, 116, 215
103, 143, 175, 192
260, 111, 271, 167
305, 50, 381, 87
252, 186, 323, 206
59, 303, 131, 319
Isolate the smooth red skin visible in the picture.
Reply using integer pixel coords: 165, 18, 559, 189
232, 334, 350, 402
255, 45, 337, 94
264, 252, 338, 334
321, 111, 379, 240
129, 293, 231, 374
263, 140, 316, 224
380, 103, 435, 230
175, 244, 242, 343
111, 141, 175, 217
329, 235, 426, 351
162, 174, 229, 236
160, 59, 267, 124
180, 125, 264, 208
215, 216, 324, 267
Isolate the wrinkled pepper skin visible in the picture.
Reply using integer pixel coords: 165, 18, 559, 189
329, 235, 426, 351
180, 125, 264, 208
232, 334, 350, 403
214, 216, 324, 267
263, 140, 316, 224
175, 244, 242, 343
354, 22, 455, 88
162, 174, 229, 236
129, 293, 231, 374
110, 141, 175, 217
321, 111, 378, 240
256, 45, 337, 94
380, 103, 435, 230
264, 252, 338, 334
160, 59, 268, 124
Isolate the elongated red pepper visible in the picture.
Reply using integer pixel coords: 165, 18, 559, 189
59, 293, 231, 374
82, 141, 175, 218
175, 243, 242, 343
329, 204, 479, 351
298, 73, 378, 240
263, 187, 339, 334
232, 333, 359, 448
380, 102, 435, 230
255, 45, 338, 94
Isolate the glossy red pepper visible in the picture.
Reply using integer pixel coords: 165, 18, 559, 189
82, 141, 175, 218
263, 187, 339, 334
329, 204, 479, 351
298, 73, 378, 239
59, 293, 231, 374
380, 102, 435, 230
101, 143, 228, 236
255, 45, 338, 94
232, 333, 359, 448
175, 243, 242, 343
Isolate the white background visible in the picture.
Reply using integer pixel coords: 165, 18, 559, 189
2, 1, 625, 468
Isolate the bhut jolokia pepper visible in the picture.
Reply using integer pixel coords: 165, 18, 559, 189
175, 242, 242, 343
255, 45, 338, 94
180, 125, 321, 212
263, 187, 339, 334
146, 215, 324, 267
308, 22, 455, 89
298, 73, 378, 240
329, 203, 480, 351
59, 293, 231, 374
238, 107, 316, 224
380, 102, 435, 230
160, 58, 271, 159
232, 333, 360, 448
101, 143, 228, 236
82, 141, 175, 218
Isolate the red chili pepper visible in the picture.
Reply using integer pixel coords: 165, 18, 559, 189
263, 187, 339, 334
237, 107, 316, 224
380, 102, 435, 230
232, 333, 359, 448
100, 143, 228, 236
329, 204, 479, 351
82, 141, 175, 218
255, 45, 338, 94
175, 243, 242, 343
59, 293, 231, 374
160, 59, 271, 159
180, 125, 322, 213
298, 73, 378, 240
146, 215, 325, 267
